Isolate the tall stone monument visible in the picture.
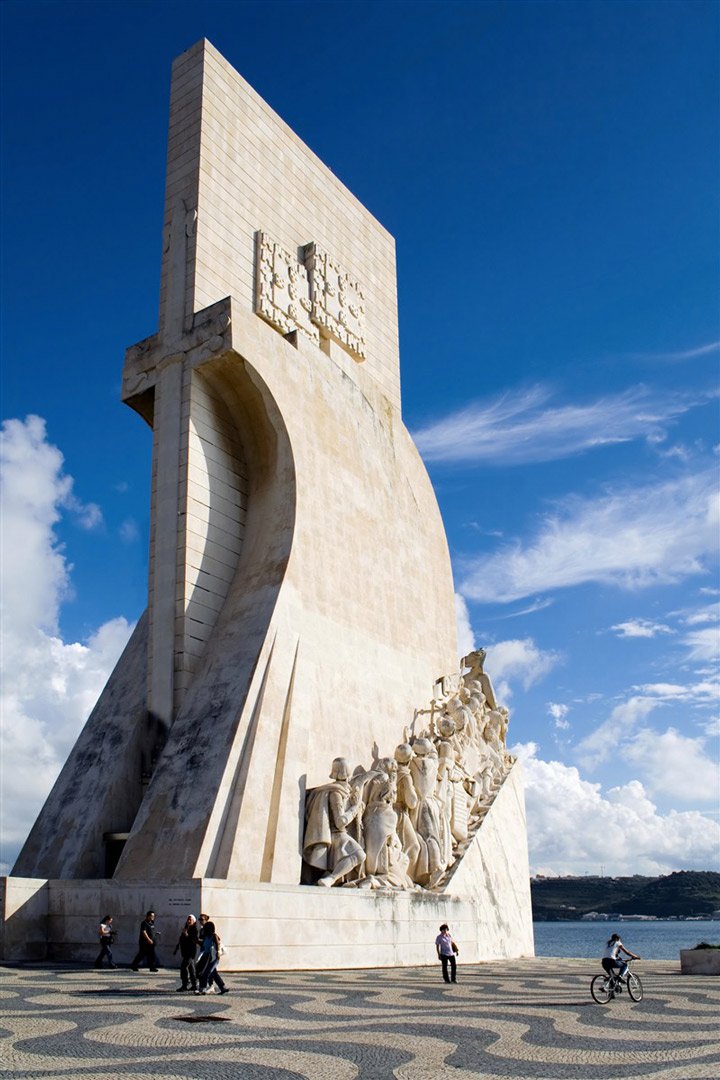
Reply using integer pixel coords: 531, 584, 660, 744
2, 40, 533, 968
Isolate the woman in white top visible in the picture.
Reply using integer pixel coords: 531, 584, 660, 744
602, 932, 640, 985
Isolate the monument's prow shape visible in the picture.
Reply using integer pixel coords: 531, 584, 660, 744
4, 41, 534, 967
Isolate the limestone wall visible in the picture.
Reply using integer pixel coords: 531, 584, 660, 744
162, 40, 401, 412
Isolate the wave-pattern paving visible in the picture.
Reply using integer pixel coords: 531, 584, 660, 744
1, 958, 718, 1079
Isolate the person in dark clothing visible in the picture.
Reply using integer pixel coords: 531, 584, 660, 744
131, 910, 160, 971
174, 914, 199, 991
195, 914, 228, 995
94, 915, 116, 968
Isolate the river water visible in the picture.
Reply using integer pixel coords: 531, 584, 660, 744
532, 919, 720, 961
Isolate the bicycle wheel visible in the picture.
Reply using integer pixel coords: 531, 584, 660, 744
626, 972, 643, 1002
591, 975, 612, 1004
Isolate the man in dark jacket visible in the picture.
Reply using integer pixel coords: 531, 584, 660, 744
174, 914, 199, 991
131, 911, 160, 971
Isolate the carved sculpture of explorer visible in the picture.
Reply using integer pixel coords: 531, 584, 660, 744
303, 758, 366, 887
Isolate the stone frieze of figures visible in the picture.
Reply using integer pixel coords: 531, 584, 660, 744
301, 650, 517, 891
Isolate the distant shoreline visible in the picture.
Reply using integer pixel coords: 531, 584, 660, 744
533, 915, 720, 923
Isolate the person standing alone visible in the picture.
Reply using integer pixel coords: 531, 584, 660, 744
131, 910, 160, 972
435, 923, 458, 984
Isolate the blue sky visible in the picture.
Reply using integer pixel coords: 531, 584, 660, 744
1, 0, 718, 875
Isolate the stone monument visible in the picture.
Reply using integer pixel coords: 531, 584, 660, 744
1, 40, 534, 968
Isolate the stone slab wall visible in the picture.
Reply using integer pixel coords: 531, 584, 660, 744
162, 40, 401, 412
0, 878, 48, 961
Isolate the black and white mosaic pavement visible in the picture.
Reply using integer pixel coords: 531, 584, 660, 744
1, 958, 718, 1079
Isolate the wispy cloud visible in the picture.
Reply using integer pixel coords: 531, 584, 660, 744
632, 680, 719, 703
119, 517, 140, 543
413, 382, 713, 465
628, 341, 720, 363
576, 696, 659, 769
499, 597, 554, 618
461, 467, 719, 604
682, 626, 720, 663
610, 619, 675, 639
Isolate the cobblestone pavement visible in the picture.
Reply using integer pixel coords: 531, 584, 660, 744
1, 958, 718, 1079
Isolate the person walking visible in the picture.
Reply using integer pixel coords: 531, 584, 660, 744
435, 923, 458, 984
174, 914, 199, 992
131, 910, 160, 972
94, 915, 116, 968
195, 914, 229, 995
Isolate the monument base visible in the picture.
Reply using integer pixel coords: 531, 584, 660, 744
2, 767, 533, 969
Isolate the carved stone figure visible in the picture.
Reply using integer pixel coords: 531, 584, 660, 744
303, 758, 366, 887
362, 758, 399, 876
409, 738, 446, 888
435, 742, 455, 866
393, 743, 421, 878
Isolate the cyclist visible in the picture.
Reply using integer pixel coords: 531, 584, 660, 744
602, 933, 640, 995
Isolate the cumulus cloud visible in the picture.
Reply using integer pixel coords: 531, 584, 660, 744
0, 416, 133, 869
455, 594, 475, 658
624, 728, 720, 804
484, 637, 561, 701
515, 743, 720, 876
610, 619, 674, 639
413, 383, 712, 465
460, 467, 719, 604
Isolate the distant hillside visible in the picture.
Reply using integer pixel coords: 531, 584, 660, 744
531, 871, 720, 920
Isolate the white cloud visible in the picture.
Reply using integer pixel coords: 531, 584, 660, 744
610, 619, 674, 639
575, 696, 660, 769
624, 728, 720, 804
499, 597, 554, 618
683, 626, 720, 663
547, 702, 570, 729
514, 743, 720, 876
119, 517, 140, 543
0, 416, 133, 867
64, 493, 103, 530
461, 467, 719, 604
413, 383, 712, 465
485, 637, 561, 701
682, 604, 720, 626
629, 341, 720, 363
455, 593, 475, 658
632, 679, 719, 704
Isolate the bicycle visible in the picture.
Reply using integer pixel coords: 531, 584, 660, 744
591, 959, 643, 1004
